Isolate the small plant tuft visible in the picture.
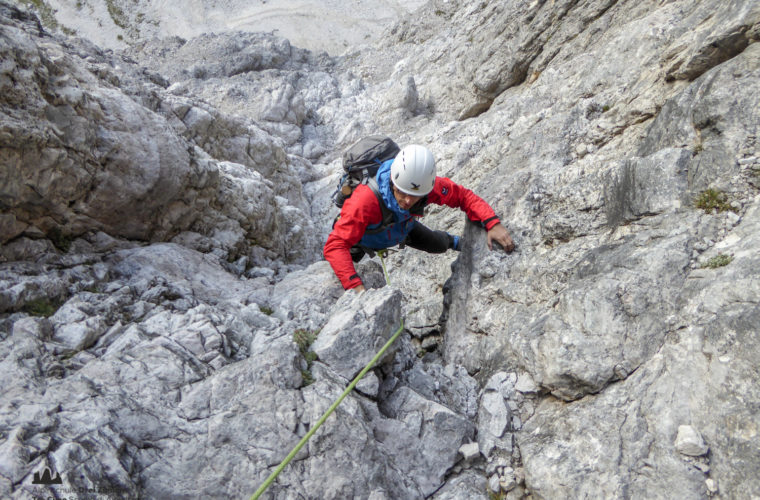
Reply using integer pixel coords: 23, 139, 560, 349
260, 306, 274, 316
300, 369, 315, 386
48, 227, 73, 253
23, 297, 62, 317
19, 0, 60, 31
303, 350, 318, 364
701, 254, 733, 269
293, 329, 320, 387
694, 188, 734, 213
293, 329, 317, 354
487, 487, 506, 500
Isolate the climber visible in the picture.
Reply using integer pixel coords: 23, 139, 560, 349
324, 144, 515, 291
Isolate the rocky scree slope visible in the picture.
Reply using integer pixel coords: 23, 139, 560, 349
32, 0, 428, 55
2, 0, 760, 499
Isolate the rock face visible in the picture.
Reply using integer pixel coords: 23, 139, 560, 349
0, 7, 320, 266
2, 0, 760, 499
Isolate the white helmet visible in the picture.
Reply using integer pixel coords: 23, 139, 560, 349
390, 145, 436, 196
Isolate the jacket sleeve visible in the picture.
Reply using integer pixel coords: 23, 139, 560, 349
426, 177, 501, 229
323, 185, 383, 289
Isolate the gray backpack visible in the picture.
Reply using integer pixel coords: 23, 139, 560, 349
332, 135, 400, 208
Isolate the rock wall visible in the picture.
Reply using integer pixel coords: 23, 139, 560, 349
0, 5, 320, 267
2, 0, 759, 499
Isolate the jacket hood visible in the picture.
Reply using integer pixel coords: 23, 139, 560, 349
376, 159, 409, 219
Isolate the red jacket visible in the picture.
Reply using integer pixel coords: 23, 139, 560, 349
324, 176, 500, 289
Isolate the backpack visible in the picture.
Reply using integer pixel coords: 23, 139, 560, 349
331, 135, 400, 234
332, 135, 400, 208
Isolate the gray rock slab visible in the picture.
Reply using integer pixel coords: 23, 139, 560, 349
311, 287, 402, 380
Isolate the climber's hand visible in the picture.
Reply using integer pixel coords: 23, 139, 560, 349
487, 223, 515, 252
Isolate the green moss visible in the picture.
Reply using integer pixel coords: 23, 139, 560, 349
60, 349, 79, 360
694, 188, 734, 213
260, 306, 274, 316
701, 254, 733, 269
23, 297, 62, 317
18, 0, 60, 31
105, 0, 129, 29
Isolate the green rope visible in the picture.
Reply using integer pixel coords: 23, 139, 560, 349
377, 249, 391, 286
250, 318, 405, 500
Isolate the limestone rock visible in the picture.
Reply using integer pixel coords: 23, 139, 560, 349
675, 425, 709, 457
459, 442, 480, 461
2, 0, 760, 498
431, 470, 488, 500
478, 378, 513, 458
311, 287, 402, 380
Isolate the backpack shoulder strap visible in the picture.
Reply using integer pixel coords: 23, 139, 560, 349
365, 177, 395, 234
